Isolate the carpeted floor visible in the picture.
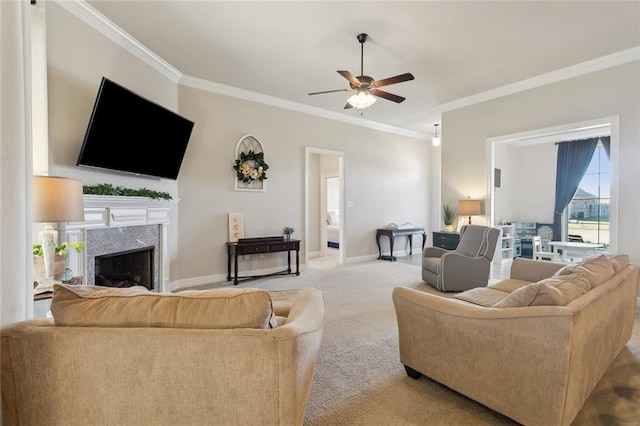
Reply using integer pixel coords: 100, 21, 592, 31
189, 257, 640, 425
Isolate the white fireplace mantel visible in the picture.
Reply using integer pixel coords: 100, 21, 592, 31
58, 195, 178, 292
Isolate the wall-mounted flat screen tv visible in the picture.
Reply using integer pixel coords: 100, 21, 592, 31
76, 77, 194, 180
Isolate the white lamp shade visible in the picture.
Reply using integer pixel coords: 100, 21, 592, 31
33, 176, 85, 223
432, 137, 441, 147
347, 90, 377, 109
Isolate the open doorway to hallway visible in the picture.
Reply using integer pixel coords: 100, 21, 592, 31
305, 148, 344, 269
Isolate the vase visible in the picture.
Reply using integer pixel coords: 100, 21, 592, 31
444, 225, 454, 232
285, 234, 291, 241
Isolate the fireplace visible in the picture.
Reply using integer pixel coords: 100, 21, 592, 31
85, 225, 160, 290
57, 195, 174, 292
95, 246, 154, 290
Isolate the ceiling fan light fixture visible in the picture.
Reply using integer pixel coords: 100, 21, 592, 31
432, 123, 441, 147
347, 89, 376, 109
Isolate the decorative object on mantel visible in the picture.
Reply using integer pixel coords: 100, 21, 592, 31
33, 176, 85, 294
282, 226, 295, 241
442, 202, 456, 232
233, 134, 268, 191
228, 213, 245, 242
83, 183, 172, 200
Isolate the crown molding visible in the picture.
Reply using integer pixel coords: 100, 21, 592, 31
56, 0, 428, 141
180, 75, 429, 141
57, 0, 182, 83
438, 46, 640, 112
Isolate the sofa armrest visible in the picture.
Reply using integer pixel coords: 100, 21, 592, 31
509, 257, 565, 282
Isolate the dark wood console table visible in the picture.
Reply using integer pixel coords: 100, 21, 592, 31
376, 228, 427, 261
226, 239, 300, 285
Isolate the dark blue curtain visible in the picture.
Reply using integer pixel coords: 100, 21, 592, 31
553, 138, 599, 240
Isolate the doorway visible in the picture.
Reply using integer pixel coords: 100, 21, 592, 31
486, 116, 618, 251
305, 148, 345, 268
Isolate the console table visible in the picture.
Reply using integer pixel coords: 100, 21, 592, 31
376, 228, 427, 261
226, 239, 300, 285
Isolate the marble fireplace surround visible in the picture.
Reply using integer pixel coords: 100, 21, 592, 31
59, 195, 173, 292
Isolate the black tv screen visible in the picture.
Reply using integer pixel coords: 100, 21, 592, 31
76, 77, 194, 180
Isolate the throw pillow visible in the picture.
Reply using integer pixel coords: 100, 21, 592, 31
556, 254, 615, 287
51, 284, 277, 329
493, 273, 591, 307
606, 253, 629, 273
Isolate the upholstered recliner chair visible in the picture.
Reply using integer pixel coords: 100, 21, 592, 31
422, 224, 500, 291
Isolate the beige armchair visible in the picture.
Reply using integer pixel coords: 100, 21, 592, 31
422, 224, 500, 291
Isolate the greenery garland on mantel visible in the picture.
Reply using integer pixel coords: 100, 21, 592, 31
83, 183, 172, 200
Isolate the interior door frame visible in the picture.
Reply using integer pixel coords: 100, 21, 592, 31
305, 147, 345, 265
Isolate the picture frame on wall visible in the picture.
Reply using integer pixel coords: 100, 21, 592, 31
233, 134, 269, 192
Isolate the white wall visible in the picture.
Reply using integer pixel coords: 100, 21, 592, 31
442, 61, 640, 263
175, 86, 430, 287
37, 2, 431, 292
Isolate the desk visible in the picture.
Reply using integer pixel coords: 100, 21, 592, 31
376, 228, 426, 261
226, 239, 300, 285
548, 241, 603, 261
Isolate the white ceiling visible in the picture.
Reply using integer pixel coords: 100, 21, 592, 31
84, 1, 640, 139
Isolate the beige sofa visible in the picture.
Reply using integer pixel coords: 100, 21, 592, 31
2, 285, 324, 426
393, 254, 639, 426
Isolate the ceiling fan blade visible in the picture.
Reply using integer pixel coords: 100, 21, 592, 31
344, 102, 353, 110
337, 70, 361, 87
373, 73, 415, 88
371, 89, 406, 103
308, 88, 350, 96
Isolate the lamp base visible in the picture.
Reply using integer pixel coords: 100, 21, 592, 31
34, 278, 62, 295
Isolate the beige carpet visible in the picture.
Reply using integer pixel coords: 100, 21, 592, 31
192, 259, 640, 425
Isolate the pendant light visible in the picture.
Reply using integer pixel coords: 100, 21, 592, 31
432, 124, 441, 147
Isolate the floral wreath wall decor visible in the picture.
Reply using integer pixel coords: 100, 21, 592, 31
233, 134, 268, 191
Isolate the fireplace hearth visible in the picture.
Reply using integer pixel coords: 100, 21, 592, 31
95, 246, 154, 290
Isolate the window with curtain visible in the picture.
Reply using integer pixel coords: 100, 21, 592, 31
567, 140, 610, 247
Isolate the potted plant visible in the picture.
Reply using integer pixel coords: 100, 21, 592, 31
282, 226, 295, 241
32, 241, 85, 281
442, 203, 457, 232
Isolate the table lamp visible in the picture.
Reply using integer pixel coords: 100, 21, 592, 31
458, 197, 482, 225
33, 176, 84, 293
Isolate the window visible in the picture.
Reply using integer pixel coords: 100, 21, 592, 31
566, 142, 610, 247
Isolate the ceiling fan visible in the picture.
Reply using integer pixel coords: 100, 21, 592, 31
308, 33, 414, 110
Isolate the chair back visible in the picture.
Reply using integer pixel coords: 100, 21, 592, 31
532, 236, 542, 252
457, 225, 500, 261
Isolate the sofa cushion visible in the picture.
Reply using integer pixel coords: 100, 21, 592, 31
454, 287, 510, 307
493, 273, 591, 307
51, 284, 277, 329
555, 254, 615, 287
488, 278, 531, 293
